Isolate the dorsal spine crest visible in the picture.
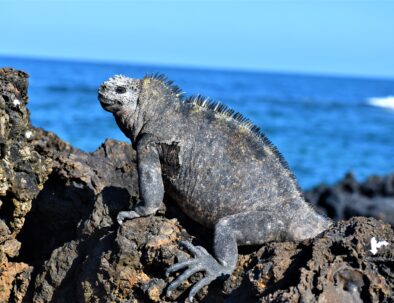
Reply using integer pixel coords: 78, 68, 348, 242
145, 74, 265, 139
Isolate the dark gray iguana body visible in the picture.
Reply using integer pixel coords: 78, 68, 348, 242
98, 74, 332, 301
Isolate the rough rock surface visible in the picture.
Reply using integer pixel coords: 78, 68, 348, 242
306, 172, 394, 226
0, 68, 52, 302
0, 68, 393, 302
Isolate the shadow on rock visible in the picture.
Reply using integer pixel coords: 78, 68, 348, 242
16, 172, 96, 269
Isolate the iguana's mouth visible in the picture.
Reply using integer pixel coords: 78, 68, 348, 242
98, 92, 110, 103
98, 92, 120, 112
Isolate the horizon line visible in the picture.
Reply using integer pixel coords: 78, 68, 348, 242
1, 53, 394, 82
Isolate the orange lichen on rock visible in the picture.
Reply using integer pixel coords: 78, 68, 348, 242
0, 259, 32, 303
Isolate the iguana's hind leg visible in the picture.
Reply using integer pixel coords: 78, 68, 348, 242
166, 210, 290, 301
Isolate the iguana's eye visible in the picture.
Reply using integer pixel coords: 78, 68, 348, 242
115, 86, 127, 94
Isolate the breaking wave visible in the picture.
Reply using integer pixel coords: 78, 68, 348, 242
368, 96, 394, 110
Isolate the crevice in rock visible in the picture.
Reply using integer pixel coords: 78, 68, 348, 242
2, 94, 10, 103
0, 190, 16, 228
262, 243, 313, 295
50, 228, 116, 303
359, 274, 372, 303
311, 270, 322, 297
14, 170, 95, 268
0, 142, 6, 159
225, 255, 261, 302
329, 242, 359, 267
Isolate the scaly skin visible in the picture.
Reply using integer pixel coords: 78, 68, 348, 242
98, 74, 333, 301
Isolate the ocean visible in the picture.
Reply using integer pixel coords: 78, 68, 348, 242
1, 56, 393, 189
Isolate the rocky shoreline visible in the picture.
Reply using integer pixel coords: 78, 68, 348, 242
0, 68, 393, 302
305, 172, 394, 226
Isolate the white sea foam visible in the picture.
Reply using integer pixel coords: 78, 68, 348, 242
368, 96, 394, 110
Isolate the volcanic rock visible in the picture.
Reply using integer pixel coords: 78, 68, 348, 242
0, 68, 393, 303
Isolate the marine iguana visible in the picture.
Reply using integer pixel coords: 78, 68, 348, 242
98, 74, 332, 301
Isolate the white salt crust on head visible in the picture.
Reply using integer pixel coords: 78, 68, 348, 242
100, 75, 141, 107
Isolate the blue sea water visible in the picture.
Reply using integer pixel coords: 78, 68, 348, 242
1, 56, 393, 189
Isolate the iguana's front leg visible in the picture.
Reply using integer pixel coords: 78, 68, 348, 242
166, 210, 289, 301
117, 133, 164, 224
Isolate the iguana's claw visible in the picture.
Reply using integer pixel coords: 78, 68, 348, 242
116, 210, 140, 225
166, 241, 229, 302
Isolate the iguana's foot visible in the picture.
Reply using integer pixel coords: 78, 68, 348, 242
116, 210, 140, 225
165, 241, 230, 302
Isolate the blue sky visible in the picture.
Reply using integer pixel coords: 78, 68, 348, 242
1, 0, 394, 78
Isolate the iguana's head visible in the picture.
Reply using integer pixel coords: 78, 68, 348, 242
99, 74, 179, 141
98, 75, 141, 113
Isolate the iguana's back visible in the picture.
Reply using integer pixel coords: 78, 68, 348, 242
154, 99, 301, 227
